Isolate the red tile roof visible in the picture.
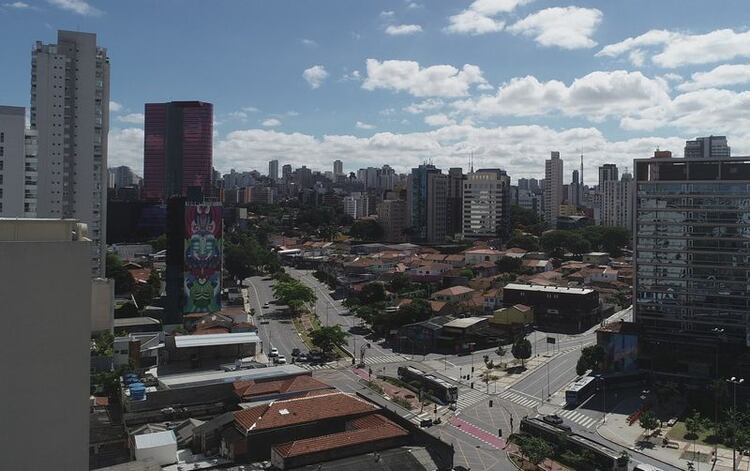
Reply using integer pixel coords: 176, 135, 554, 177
433, 285, 475, 297
233, 376, 332, 401
272, 414, 407, 458
234, 392, 377, 432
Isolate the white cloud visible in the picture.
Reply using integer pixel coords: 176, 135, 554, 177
109, 101, 123, 112
242, 106, 260, 113
507, 7, 602, 49
385, 24, 423, 36
380, 10, 395, 18
404, 98, 445, 114
227, 111, 248, 121
406, 2, 422, 9
262, 118, 282, 127
355, 121, 376, 130
677, 64, 750, 92
108, 128, 144, 174
342, 70, 362, 81
118, 113, 145, 124
300, 38, 318, 47
47, 0, 100, 15
424, 114, 456, 126
453, 70, 670, 122
597, 29, 750, 68
302, 65, 329, 89
3, 2, 30, 8
362, 59, 488, 97
445, 0, 532, 35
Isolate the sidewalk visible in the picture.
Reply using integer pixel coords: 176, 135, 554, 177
597, 395, 748, 471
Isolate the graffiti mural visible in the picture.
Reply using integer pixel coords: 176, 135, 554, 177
184, 203, 222, 313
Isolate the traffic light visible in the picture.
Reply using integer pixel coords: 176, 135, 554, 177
489, 400, 493, 407
498, 428, 503, 437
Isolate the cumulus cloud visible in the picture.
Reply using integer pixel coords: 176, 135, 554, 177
424, 114, 456, 126
355, 121, 376, 130
108, 128, 145, 173
362, 59, 488, 97
117, 113, 145, 124
404, 98, 446, 114
109, 101, 123, 112
445, 0, 533, 35
300, 38, 318, 47
3, 2, 31, 8
48, 0, 100, 15
302, 65, 329, 89
677, 64, 750, 92
597, 29, 750, 68
453, 70, 670, 121
262, 118, 282, 127
385, 24, 423, 36
507, 7, 602, 49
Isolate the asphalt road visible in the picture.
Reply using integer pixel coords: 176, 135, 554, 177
243, 275, 307, 360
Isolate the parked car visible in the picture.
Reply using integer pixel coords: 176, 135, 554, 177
269, 347, 278, 357
275, 355, 287, 364
542, 414, 563, 425
291, 348, 301, 357
297, 353, 308, 362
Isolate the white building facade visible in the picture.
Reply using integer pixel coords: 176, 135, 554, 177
462, 168, 511, 239
544, 151, 563, 226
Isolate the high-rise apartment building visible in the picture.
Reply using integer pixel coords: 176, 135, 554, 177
407, 164, 447, 242
543, 152, 563, 226
598, 173, 633, 229
0, 106, 38, 217
377, 198, 407, 242
598, 163, 619, 187
634, 150, 750, 381
0, 218, 92, 470
333, 159, 343, 176
269, 159, 279, 180
684, 135, 730, 159
343, 192, 369, 219
568, 169, 581, 208
462, 168, 511, 239
517, 178, 529, 191
282, 164, 292, 181
447, 168, 464, 238
111, 165, 136, 189
31, 30, 110, 276
294, 165, 313, 188
143, 101, 213, 202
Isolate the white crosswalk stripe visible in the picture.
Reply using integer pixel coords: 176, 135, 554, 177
456, 388, 487, 410
556, 409, 599, 428
363, 354, 408, 365
298, 363, 333, 370
499, 390, 539, 409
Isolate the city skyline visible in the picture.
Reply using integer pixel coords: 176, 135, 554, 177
1, 1, 750, 180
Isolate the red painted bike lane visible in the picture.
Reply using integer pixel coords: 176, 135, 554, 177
449, 416, 506, 449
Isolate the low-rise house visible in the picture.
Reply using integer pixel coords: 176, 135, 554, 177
233, 376, 334, 405
489, 304, 534, 336
407, 263, 451, 283
482, 288, 502, 313
397, 316, 454, 354
521, 259, 553, 273
582, 252, 610, 265
464, 248, 504, 265
162, 332, 260, 371
502, 283, 600, 332
431, 285, 475, 303
471, 260, 498, 277
114, 316, 162, 334
133, 430, 177, 466
444, 254, 466, 268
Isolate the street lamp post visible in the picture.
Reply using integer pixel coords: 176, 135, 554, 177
726, 376, 744, 471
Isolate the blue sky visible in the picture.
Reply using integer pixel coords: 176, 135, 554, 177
2, 0, 750, 181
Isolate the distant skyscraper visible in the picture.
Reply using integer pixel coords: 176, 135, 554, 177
112, 165, 136, 188
598, 170, 633, 229
143, 101, 213, 202
32, 30, 110, 276
0, 106, 38, 218
634, 150, 750, 381
684, 135, 730, 159
598, 163, 619, 187
333, 159, 343, 176
407, 164, 447, 242
447, 167, 464, 238
377, 197, 408, 242
282, 164, 292, 181
544, 152, 563, 226
517, 178, 529, 191
528, 178, 540, 192
294, 165, 313, 188
568, 169, 581, 208
268, 159, 279, 180
462, 169, 511, 239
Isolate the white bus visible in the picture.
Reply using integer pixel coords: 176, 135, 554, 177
634, 464, 664, 471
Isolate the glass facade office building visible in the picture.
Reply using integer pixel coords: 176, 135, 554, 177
634, 155, 750, 380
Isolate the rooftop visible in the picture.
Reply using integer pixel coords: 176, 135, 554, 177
443, 317, 487, 329
158, 364, 308, 389
432, 285, 474, 297
173, 332, 260, 348
133, 430, 176, 450
504, 283, 594, 295
233, 375, 332, 400
114, 317, 161, 328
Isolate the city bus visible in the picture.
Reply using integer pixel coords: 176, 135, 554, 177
634, 464, 664, 471
565, 375, 597, 406
397, 366, 458, 404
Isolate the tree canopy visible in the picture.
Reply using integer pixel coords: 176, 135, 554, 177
512, 337, 532, 367
575, 345, 606, 376
224, 231, 280, 280
349, 219, 385, 241
106, 253, 135, 294
273, 280, 316, 315
310, 325, 349, 357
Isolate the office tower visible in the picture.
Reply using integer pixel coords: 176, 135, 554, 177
32, 30, 109, 276
112, 165, 136, 189
634, 149, 750, 381
447, 167, 464, 238
407, 164, 447, 242
294, 165, 313, 188
528, 178, 540, 192
282, 164, 292, 181
143, 101, 213, 202
462, 168, 511, 239
333, 159, 343, 176
0, 218, 92, 469
0, 106, 38, 217
568, 169, 581, 208
379, 164, 396, 191
517, 178, 529, 191
598, 163, 618, 187
377, 198, 408, 242
598, 172, 633, 229
684, 135, 730, 159
543, 152, 563, 226
343, 192, 369, 219
269, 159, 279, 180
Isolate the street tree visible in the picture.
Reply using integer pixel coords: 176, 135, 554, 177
511, 338, 532, 368
639, 411, 660, 441
349, 219, 384, 241
518, 435, 552, 468
273, 280, 316, 315
310, 325, 349, 357
506, 233, 540, 252
105, 253, 135, 294
576, 345, 606, 376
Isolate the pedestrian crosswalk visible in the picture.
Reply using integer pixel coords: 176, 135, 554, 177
556, 408, 600, 429
298, 363, 334, 370
362, 354, 408, 365
499, 390, 540, 409
456, 388, 487, 410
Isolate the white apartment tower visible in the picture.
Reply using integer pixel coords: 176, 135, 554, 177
333, 159, 343, 176
544, 151, 563, 226
0, 106, 38, 217
31, 30, 110, 276
268, 159, 279, 180
599, 174, 634, 230
462, 168, 511, 239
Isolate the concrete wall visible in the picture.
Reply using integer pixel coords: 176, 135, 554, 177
0, 233, 92, 470
91, 277, 114, 333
